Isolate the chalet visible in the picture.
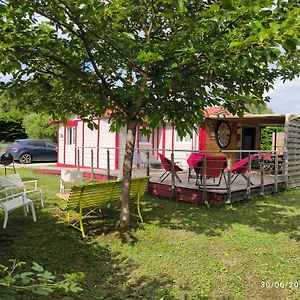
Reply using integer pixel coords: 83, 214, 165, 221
57, 107, 289, 170
57, 107, 300, 206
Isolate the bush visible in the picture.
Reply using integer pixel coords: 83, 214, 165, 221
261, 126, 284, 151
0, 110, 27, 142
0, 259, 83, 299
22, 113, 57, 142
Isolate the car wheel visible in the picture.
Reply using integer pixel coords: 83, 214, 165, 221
19, 153, 32, 164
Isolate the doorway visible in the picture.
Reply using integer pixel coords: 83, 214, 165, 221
242, 127, 256, 158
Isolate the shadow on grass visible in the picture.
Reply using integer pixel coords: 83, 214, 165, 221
0, 208, 180, 300
141, 188, 300, 242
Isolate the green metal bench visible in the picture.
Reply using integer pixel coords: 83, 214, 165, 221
56, 176, 150, 238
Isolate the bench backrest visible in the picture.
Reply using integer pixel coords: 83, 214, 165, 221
65, 177, 150, 211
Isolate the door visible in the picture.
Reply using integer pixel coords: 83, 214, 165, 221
242, 127, 256, 158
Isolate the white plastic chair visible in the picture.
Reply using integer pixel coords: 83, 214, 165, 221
0, 174, 44, 208
0, 186, 36, 228
60, 169, 84, 193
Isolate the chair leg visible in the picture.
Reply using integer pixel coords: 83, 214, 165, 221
160, 171, 171, 182
3, 211, 8, 229
231, 174, 239, 184
23, 205, 28, 216
241, 174, 254, 185
223, 172, 228, 188
30, 202, 37, 222
40, 191, 44, 208
137, 194, 143, 223
174, 173, 182, 183
79, 206, 86, 238
159, 171, 168, 181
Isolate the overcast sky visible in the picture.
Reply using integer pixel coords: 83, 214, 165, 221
0, 74, 299, 114
266, 78, 300, 114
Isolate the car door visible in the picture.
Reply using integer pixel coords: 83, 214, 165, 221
44, 141, 57, 161
27, 140, 47, 161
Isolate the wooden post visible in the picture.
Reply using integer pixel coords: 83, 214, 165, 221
274, 152, 278, 193
226, 154, 232, 204
202, 154, 208, 206
146, 150, 150, 177
107, 149, 110, 179
91, 149, 95, 181
247, 153, 251, 198
260, 153, 265, 195
170, 152, 176, 199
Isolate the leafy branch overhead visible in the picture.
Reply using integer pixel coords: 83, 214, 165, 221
0, 0, 299, 135
0, 0, 299, 227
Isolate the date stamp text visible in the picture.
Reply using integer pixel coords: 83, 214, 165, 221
261, 281, 300, 289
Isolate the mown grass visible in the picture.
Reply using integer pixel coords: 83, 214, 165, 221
0, 168, 299, 299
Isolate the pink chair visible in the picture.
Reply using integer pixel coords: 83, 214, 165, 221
231, 154, 258, 184
158, 153, 183, 183
197, 155, 228, 188
187, 152, 205, 182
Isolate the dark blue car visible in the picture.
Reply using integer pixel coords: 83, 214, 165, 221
6, 139, 57, 164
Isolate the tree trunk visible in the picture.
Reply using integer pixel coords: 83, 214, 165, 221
119, 120, 137, 227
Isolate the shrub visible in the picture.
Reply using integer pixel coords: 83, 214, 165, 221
22, 113, 57, 142
0, 259, 83, 299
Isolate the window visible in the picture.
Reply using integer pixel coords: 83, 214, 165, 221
67, 127, 76, 145
176, 131, 192, 143
28, 141, 45, 147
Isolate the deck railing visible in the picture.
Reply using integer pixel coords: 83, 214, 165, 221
73, 146, 286, 203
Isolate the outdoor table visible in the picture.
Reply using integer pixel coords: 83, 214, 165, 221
56, 193, 70, 201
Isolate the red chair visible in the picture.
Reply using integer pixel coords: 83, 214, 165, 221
231, 153, 258, 184
197, 155, 228, 188
187, 152, 205, 182
158, 153, 183, 183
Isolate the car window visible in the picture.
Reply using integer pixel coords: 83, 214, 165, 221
28, 141, 45, 147
45, 141, 56, 148
10, 142, 20, 147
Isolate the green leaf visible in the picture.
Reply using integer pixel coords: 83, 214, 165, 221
123, 32, 135, 40
31, 263, 44, 273
178, 0, 187, 13
222, 0, 234, 10
32, 286, 53, 296
258, 29, 268, 42
228, 41, 242, 49
37, 271, 56, 282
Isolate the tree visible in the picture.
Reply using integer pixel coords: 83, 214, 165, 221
0, 110, 27, 142
0, 0, 299, 227
246, 103, 274, 114
22, 113, 57, 141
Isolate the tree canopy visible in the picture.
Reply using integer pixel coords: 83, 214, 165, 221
0, 0, 299, 226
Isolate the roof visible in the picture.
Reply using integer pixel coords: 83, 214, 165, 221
207, 114, 290, 127
204, 106, 231, 117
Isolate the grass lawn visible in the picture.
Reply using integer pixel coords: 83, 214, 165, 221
0, 168, 299, 299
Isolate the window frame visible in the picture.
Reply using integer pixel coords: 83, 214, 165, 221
66, 126, 76, 145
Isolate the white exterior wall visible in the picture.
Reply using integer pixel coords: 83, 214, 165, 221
164, 124, 173, 160
81, 121, 98, 168
117, 126, 127, 170
97, 119, 117, 170
58, 123, 65, 165
58, 116, 198, 171
173, 128, 198, 168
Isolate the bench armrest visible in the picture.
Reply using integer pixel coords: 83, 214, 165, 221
23, 180, 38, 191
0, 187, 25, 202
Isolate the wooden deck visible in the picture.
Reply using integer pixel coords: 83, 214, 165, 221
147, 170, 286, 207
31, 164, 286, 208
